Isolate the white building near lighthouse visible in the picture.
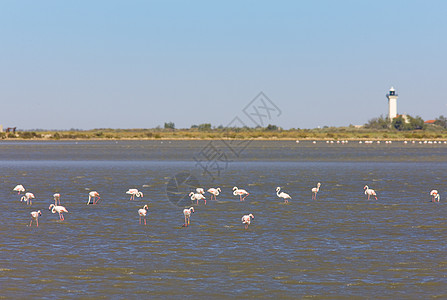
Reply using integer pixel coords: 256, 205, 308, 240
386, 86, 398, 121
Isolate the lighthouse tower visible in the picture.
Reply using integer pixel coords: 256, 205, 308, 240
386, 86, 398, 121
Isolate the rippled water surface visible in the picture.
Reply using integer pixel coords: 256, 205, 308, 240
1, 140, 446, 298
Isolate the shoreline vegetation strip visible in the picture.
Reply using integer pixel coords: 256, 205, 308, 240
2, 128, 447, 141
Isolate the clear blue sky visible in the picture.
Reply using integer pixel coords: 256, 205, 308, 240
1, 0, 446, 130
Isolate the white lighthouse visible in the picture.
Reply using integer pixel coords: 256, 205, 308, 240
386, 86, 398, 121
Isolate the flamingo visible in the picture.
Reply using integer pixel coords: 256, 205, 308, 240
183, 207, 194, 227
430, 190, 440, 202
241, 214, 254, 229
87, 191, 100, 205
13, 185, 25, 194
49, 204, 68, 220
53, 193, 61, 205
311, 183, 321, 200
189, 192, 206, 205
207, 188, 221, 201
29, 210, 41, 227
364, 185, 378, 200
233, 186, 249, 201
276, 187, 291, 203
196, 188, 205, 194
138, 205, 149, 225
21, 192, 35, 205
126, 189, 143, 201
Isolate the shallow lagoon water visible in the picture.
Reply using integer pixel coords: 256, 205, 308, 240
1, 140, 446, 298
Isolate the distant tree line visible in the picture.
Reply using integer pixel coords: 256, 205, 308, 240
188, 123, 281, 132
364, 115, 390, 129
434, 115, 447, 129
392, 115, 425, 131
365, 114, 426, 131
164, 122, 175, 129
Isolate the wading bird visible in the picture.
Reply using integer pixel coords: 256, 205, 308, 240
49, 204, 68, 220
241, 214, 254, 229
21, 192, 35, 205
87, 191, 100, 205
207, 188, 221, 201
364, 185, 378, 200
29, 210, 42, 227
189, 192, 206, 205
53, 193, 61, 205
430, 190, 440, 202
13, 185, 25, 194
138, 205, 149, 225
311, 183, 321, 200
196, 188, 205, 194
126, 189, 144, 201
276, 187, 291, 203
183, 207, 194, 227
233, 187, 249, 201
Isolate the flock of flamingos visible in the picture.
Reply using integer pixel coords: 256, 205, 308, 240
14, 182, 441, 229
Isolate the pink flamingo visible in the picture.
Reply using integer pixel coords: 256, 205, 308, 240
430, 190, 440, 202
87, 191, 100, 205
364, 185, 378, 200
13, 185, 25, 194
49, 204, 68, 220
241, 214, 254, 229
53, 193, 61, 205
207, 188, 221, 201
233, 187, 249, 201
311, 183, 321, 200
189, 192, 206, 205
276, 187, 291, 203
196, 188, 205, 194
21, 192, 35, 205
29, 210, 42, 227
183, 207, 194, 227
126, 189, 143, 201
138, 205, 149, 225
